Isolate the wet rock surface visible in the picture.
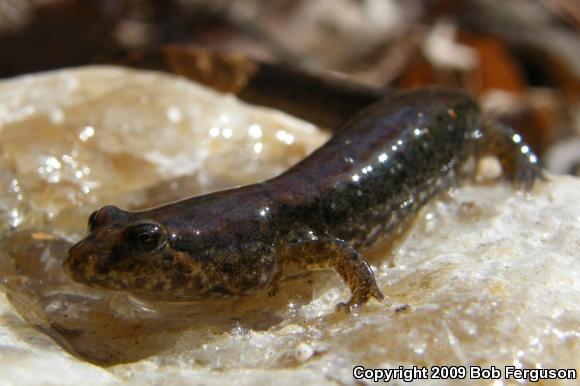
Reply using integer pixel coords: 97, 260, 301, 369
0, 67, 578, 385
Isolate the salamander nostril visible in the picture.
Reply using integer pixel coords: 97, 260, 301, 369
88, 205, 127, 230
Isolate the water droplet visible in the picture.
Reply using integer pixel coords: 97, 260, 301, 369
276, 130, 294, 145
79, 126, 95, 142
166, 107, 182, 123
249, 124, 262, 139
222, 128, 233, 138
209, 127, 220, 137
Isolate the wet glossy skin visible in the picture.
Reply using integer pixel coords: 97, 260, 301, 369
65, 57, 542, 312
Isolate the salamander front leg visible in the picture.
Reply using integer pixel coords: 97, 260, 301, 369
481, 122, 545, 190
332, 244, 385, 313
280, 234, 384, 313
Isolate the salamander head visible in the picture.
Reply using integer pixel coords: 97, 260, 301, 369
64, 205, 202, 298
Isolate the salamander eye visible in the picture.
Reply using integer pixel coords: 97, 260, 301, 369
125, 222, 166, 254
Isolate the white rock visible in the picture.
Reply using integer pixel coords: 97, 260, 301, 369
0, 67, 578, 386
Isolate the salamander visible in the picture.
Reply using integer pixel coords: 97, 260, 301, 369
64, 50, 542, 312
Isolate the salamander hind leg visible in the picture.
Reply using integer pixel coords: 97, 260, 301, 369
279, 234, 384, 313
480, 122, 545, 190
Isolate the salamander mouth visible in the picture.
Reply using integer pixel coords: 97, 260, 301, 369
64, 237, 106, 285
64, 252, 94, 285
64, 237, 168, 292
64, 223, 131, 285
63, 250, 126, 290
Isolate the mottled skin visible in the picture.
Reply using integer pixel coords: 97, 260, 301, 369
64, 55, 542, 312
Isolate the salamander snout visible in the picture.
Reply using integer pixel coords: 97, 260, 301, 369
64, 212, 179, 293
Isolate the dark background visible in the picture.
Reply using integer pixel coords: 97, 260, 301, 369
0, 0, 578, 174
